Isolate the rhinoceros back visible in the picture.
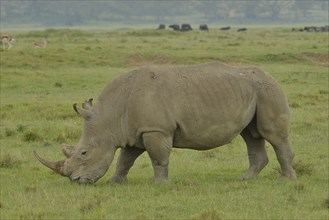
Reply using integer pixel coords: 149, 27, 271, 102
110, 62, 261, 150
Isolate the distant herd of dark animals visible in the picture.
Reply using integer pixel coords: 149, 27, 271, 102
199, 24, 209, 31
237, 28, 247, 32
167, 24, 193, 32
158, 24, 247, 32
220, 26, 230, 30
292, 25, 329, 32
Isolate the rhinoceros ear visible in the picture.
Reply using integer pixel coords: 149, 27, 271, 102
73, 103, 95, 121
82, 98, 93, 111
62, 144, 75, 158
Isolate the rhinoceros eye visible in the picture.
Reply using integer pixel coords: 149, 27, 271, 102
81, 150, 88, 156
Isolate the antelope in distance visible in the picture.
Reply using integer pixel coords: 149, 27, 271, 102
0, 33, 15, 50
34, 36, 48, 48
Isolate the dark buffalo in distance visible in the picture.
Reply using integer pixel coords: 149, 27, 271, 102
199, 24, 209, 31
304, 25, 329, 32
237, 28, 247, 32
220, 26, 231, 31
292, 25, 329, 32
292, 28, 304, 32
304, 26, 319, 32
181, 24, 193, 32
169, 24, 180, 31
157, 24, 165, 30
321, 25, 329, 32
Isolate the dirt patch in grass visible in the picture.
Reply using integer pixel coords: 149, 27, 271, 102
293, 160, 315, 176
302, 53, 329, 67
125, 54, 176, 67
324, 198, 329, 209
0, 154, 22, 168
272, 160, 315, 177
22, 130, 42, 142
191, 208, 222, 220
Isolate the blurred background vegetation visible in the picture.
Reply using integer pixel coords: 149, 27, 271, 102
1, 0, 328, 28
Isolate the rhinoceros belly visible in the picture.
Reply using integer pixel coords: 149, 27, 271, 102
173, 99, 256, 150
171, 73, 257, 150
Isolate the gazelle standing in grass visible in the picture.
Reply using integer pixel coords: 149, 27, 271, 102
0, 33, 15, 50
34, 36, 48, 48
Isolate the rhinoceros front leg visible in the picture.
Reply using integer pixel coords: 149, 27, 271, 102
240, 129, 269, 180
142, 132, 172, 183
108, 147, 145, 184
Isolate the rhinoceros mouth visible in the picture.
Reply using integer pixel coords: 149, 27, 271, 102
72, 176, 80, 182
71, 176, 96, 185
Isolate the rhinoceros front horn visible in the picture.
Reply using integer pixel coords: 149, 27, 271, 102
33, 151, 67, 177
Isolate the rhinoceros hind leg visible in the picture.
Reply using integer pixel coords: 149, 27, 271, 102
240, 129, 269, 180
269, 138, 297, 180
258, 114, 297, 180
107, 147, 145, 185
142, 131, 172, 183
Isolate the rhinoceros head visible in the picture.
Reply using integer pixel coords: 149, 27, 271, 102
34, 99, 117, 184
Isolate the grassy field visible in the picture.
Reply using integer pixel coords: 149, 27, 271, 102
0, 27, 328, 219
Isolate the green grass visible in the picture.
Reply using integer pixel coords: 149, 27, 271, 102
1, 27, 328, 219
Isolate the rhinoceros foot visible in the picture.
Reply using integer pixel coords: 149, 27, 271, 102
241, 173, 259, 180
281, 170, 297, 180
107, 175, 128, 185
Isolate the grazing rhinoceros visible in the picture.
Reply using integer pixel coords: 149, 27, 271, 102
34, 62, 297, 184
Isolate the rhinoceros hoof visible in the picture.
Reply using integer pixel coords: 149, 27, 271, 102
241, 174, 258, 180
281, 171, 297, 180
107, 176, 128, 185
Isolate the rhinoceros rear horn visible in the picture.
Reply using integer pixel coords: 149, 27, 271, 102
33, 151, 67, 177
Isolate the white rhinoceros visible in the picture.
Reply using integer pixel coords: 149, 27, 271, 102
34, 62, 297, 184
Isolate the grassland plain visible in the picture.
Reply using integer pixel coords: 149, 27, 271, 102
0, 27, 328, 219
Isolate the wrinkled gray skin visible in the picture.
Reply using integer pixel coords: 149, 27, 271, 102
34, 62, 297, 184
